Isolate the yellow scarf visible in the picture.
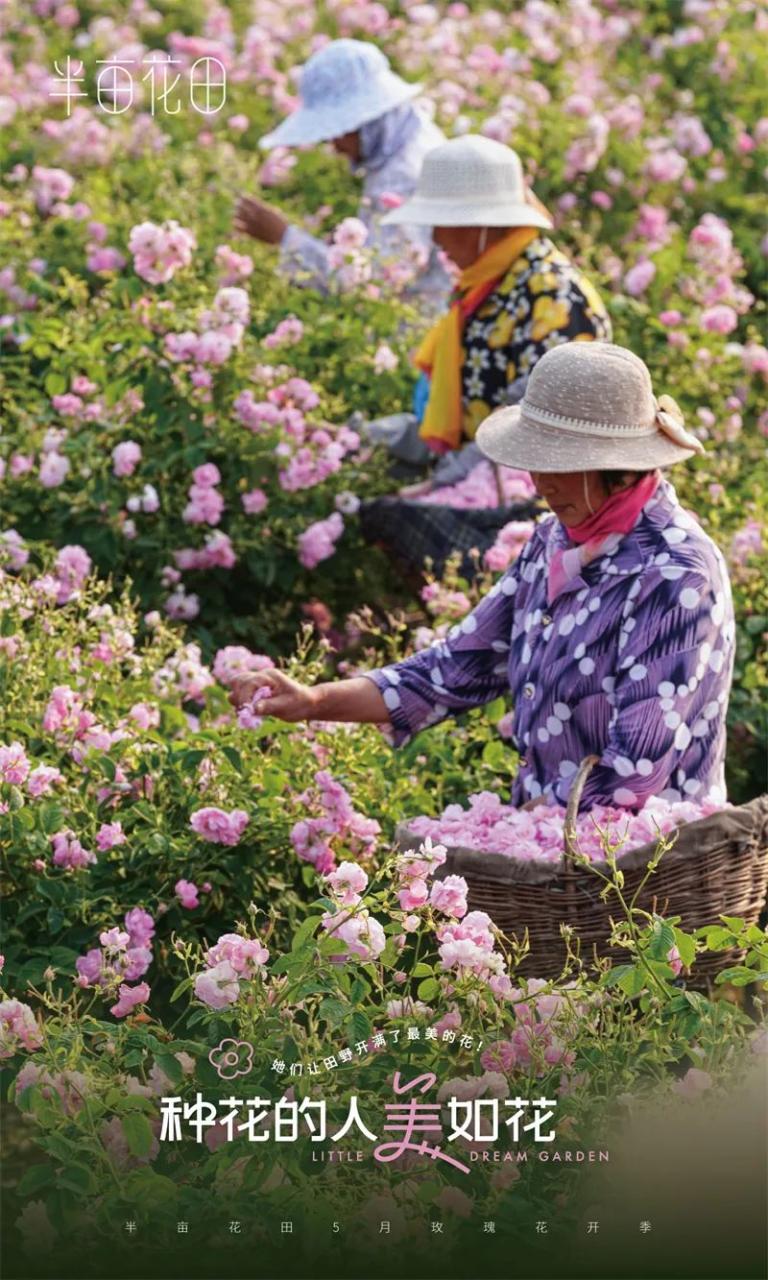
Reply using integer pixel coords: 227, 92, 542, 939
415, 226, 541, 451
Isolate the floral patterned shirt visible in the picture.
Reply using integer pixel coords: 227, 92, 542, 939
365, 479, 735, 812
460, 235, 613, 439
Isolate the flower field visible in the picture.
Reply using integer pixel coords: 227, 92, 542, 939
1, 0, 767, 1274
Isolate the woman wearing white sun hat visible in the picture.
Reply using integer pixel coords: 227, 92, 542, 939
364, 133, 612, 480
233, 39, 449, 300
232, 342, 734, 816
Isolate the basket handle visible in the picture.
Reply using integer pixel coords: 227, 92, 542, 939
563, 754, 600, 862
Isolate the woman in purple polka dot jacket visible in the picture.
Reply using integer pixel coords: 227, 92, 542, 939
231, 343, 735, 813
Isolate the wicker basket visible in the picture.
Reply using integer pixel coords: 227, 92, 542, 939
395, 758, 768, 982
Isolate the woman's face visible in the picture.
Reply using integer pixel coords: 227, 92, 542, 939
331, 130, 362, 163
528, 470, 609, 525
433, 225, 484, 270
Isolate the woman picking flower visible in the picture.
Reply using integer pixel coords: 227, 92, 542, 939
232, 342, 734, 814
233, 39, 448, 300
363, 134, 612, 477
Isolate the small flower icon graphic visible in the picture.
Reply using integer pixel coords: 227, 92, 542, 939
208, 1037, 254, 1080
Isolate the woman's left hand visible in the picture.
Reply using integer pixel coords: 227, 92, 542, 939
233, 195, 289, 245
520, 795, 547, 811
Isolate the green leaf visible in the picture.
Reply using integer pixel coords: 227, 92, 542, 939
59, 1163, 96, 1194
483, 697, 508, 725
221, 746, 243, 771
720, 915, 749, 932
602, 964, 646, 997
291, 915, 320, 953
123, 1168, 178, 1208
18, 1164, 54, 1196
417, 977, 439, 1001
412, 962, 434, 978
619, 968, 648, 996
179, 749, 207, 771
481, 740, 508, 771
647, 917, 677, 962
715, 965, 765, 987
345, 1010, 371, 1045
319, 998, 348, 1028
697, 925, 736, 948
673, 928, 696, 968
600, 964, 635, 988
318, 935, 348, 957
121, 1111, 155, 1159
44, 372, 67, 396
349, 977, 371, 1003
170, 977, 193, 1003
155, 1053, 184, 1086
109, 1093, 154, 1113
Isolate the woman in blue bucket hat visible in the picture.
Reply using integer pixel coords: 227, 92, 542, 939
234, 39, 449, 301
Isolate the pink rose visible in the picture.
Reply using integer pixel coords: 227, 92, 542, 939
190, 807, 249, 846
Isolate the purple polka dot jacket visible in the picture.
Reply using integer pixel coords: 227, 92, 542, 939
364, 478, 735, 811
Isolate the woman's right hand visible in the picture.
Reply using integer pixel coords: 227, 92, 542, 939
233, 195, 289, 245
229, 668, 317, 722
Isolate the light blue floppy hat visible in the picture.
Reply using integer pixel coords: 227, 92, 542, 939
260, 39, 422, 150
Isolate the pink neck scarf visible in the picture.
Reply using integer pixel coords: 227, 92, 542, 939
547, 471, 661, 604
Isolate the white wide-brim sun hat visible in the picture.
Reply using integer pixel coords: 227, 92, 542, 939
381, 134, 553, 229
260, 39, 422, 150
475, 342, 705, 472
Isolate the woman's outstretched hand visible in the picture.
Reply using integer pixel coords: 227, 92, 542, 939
229, 669, 316, 722
228, 671, 391, 726
233, 195, 289, 245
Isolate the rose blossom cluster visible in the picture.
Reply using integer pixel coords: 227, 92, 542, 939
234, 376, 320, 435
278, 422, 361, 494
31, 165, 74, 215
128, 219, 196, 284
112, 441, 142, 478
75, 907, 155, 1019
1, 539, 94, 621
684, 213, 754, 331
164, 287, 250, 382
437, 910, 511, 993
151, 643, 213, 701
41, 685, 124, 765
212, 644, 276, 726
14, 1062, 89, 1115
321, 906, 387, 963
50, 544, 92, 604
181, 463, 224, 526
480, 978, 581, 1076
729, 519, 764, 567
407, 792, 726, 863
263, 315, 304, 348
417, 463, 536, 511
214, 243, 254, 286
326, 217, 372, 292
297, 512, 345, 570
172, 530, 236, 578
50, 829, 97, 870
0, 999, 43, 1058
394, 837, 449, 912
290, 770, 381, 875
190, 807, 249, 847
319, 864, 387, 962
483, 519, 535, 572
194, 931, 269, 1010
212, 645, 274, 687
420, 582, 472, 620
